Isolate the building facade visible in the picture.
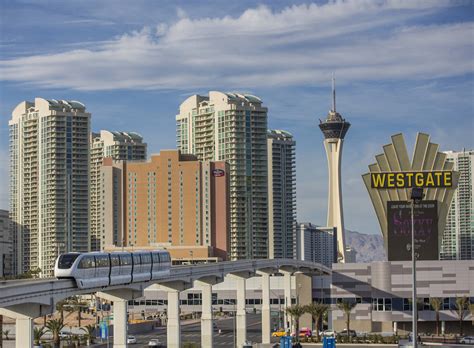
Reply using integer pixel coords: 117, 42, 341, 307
9, 98, 90, 276
319, 79, 350, 262
102, 150, 229, 260
441, 150, 474, 260
90, 131, 147, 250
0, 209, 13, 277
176, 92, 268, 260
296, 223, 336, 268
328, 260, 474, 335
267, 130, 296, 259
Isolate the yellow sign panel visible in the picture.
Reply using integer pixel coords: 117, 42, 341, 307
371, 171, 453, 189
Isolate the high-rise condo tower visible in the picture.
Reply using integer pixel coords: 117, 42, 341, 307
318, 77, 350, 262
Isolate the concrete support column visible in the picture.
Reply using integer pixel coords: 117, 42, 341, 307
283, 271, 292, 332
16, 317, 33, 348
261, 272, 271, 344
0, 303, 49, 348
167, 290, 181, 348
98, 288, 144, 348
112, 298, 128, 348
235, 276, 247, 347
199, 282, 213, 348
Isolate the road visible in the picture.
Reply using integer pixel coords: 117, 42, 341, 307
126, 313, 268, 347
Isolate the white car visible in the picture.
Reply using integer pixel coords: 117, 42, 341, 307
148, 338, 162, 347
322, 329, 336, 337
127, 336, 137, 344
460, 336, 474, 344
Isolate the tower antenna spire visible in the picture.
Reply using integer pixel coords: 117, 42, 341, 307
332, 72, 336, 112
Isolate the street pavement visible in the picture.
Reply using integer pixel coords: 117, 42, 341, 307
125, 313, 270, 347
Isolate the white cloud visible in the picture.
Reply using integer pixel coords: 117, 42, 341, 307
0, 0, 471, 91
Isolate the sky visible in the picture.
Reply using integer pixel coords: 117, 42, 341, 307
0, 0, 473, 236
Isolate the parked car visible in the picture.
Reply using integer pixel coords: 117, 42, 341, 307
460, 336, 474, 344
338, 329, 357, 338
321, 329, 336, 337
148, 338, 162, 347
296, 328, 312, 337
127, 336, 137, 344
271, 329, 287, 337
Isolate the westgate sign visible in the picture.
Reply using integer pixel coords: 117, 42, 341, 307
371, 171, 453, 189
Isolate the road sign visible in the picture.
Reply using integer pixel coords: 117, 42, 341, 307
100, 321, 108, 339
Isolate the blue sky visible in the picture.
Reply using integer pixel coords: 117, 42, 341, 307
0, 0, 473, 235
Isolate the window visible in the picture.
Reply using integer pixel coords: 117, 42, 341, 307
96, 255, 110, 268
110, 255, 120, 267
57, 253, 80, 269
403, 298, 412, 311
120, 254, 132, 266
78, 256, 95, 269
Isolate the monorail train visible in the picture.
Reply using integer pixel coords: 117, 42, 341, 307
54, 250, 171, 289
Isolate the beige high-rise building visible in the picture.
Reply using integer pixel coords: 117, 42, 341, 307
101, 150, 230, 260
176, 92, 268, 260
90, 131, 146, 250
267, 130, 296, 259
9, 98, 90, 276
441, 150, 474, 260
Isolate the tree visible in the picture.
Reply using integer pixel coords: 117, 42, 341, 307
46, 319, 65, 348
337, 300, 357, 342
33, 326, 46, 346
56, 299, 68, 322
66, 296, 88, 327
285, 304, 306, 341
305, 302, 329, 341
453, 296, 469, 336
3, 329, 10, 340
81, 324, 96, 345
429, 297, 443, 336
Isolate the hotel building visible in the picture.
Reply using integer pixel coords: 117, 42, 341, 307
267, 130, 296, 259
102, 150, 230, 260
9, 98, 90, 276
176, 92, 268, 260
296, 223, 336, 268
441, 150, 474, 260
90, 130, 146, 250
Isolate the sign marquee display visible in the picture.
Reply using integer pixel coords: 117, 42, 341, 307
371, 171, 453, 189
387, 200, 439, 261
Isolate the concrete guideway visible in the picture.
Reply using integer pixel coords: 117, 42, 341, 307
0, 258, 329, 348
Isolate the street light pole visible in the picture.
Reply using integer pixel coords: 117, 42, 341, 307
410, 187, 423, 348
411, 199, 417, 348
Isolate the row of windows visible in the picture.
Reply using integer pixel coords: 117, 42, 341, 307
127, 298, 291, 307
326, 297, 474, 311
78, 253, 170, 269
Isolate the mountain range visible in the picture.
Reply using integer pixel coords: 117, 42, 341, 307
346, 229, 386, 263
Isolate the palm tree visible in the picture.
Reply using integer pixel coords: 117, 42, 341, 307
285, 304, 306, 341
81, 324, 96, 345
453, 296, 469, 336
337, 300, 357, 342
46, 319, 65, 348
429, 297, 443, 336
305, 302, 328, 341
33, 326, 46, 346
56, 300, 68, 322
66, 296, 88, 327
3, 329, 10, 340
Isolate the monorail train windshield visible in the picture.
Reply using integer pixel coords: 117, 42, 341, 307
57, 253, 80, 269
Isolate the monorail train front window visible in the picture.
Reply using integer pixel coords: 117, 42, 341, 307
58, 254, 80, 269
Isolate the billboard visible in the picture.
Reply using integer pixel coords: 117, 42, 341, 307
387, 200, 439, 261
371, 171, 453, 189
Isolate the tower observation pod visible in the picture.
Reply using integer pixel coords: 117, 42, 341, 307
318, 75, 350, 263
